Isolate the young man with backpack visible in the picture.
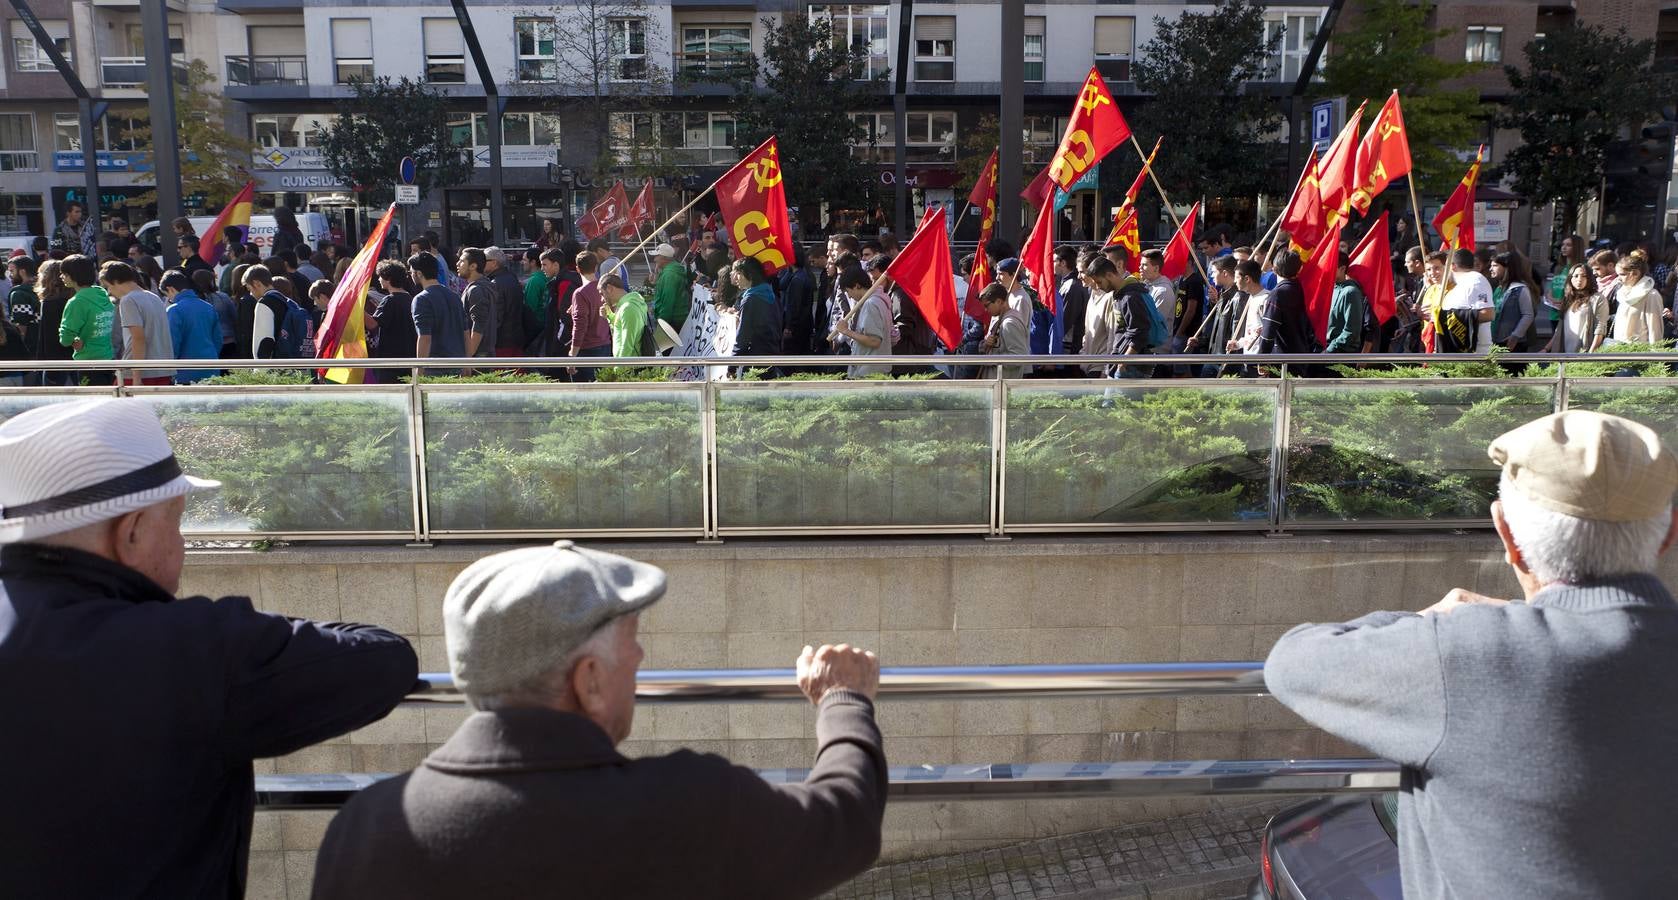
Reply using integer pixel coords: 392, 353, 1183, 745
1081, 253, 1157, 380
241, 265, 310, 361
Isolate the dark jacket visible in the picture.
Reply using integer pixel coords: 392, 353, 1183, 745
1111, 281, 1153, 356
733, 281, 783, 357
370, 290, 417, 360
1059, 273, 1089, 354
489, 267, 526, 352
781, 265, 818, 353
540, 270, 583, 356
1258, 277, 1318, 355
313, 692, 888, 900
0, 543, 418, 899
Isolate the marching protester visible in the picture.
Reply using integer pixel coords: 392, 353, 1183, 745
600, 273, 651, 357
569, 252, 613, 382
1266, 410, 1678, 898
1490, 250, 1538, 353
1609, 250, 1663, 346
311, 542, 886, 899
1544, 263, 1609, 355
159, 269, 222, 384
367, 260, 418, 381
832, 266, 892, 378
57, 255, 116, 385
0, 397, 418, 897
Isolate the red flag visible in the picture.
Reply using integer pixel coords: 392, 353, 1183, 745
1349, 211, 1396, 324
1351, 92, 1412, 215
1103, 205, 1141, 273
199, 181, 254, 266
1279, 148, 1325, 254
1431, 145, 1484, 252
1124, 137, 1160, 206
965, 149, 1001, 322
714, 136, 795, 275
1020, 192, 1058, 314
315, 203, 397, 384
1161, 202, 1200, 281
1299, 220, 1345, 346
1315, 100, 1367, 220
1021, 165, 1056, 209
575, 209, 601, 241
629, 181, 655, 227
1046, 67, 1132, 191
591, 181, 632, 237
886, 205, 961, 351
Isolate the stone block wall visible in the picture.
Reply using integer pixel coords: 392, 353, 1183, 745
174, 533, 1568, 898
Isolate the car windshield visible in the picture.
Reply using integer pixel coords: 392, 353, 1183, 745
1375, 793, 1400, 843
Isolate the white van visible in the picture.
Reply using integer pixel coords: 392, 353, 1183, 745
136, 212, 332, 259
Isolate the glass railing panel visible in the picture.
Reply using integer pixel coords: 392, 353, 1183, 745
139, 388, 416, 534
1284, 381, 1556, 523
1004, 381, 1278, 526
422, 386, 704, 532
714, 382, 994, 529
1563, 379, 1678, 433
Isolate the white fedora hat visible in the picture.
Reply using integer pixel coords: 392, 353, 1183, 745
0, 398, 220, 544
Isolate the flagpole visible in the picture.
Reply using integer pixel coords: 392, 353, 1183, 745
617, 183, 719, 273
1129, 135, 1212, 287
1407, 178, 1428, 265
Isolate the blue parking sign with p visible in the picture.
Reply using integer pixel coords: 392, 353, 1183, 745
1311, 101, 1333, 145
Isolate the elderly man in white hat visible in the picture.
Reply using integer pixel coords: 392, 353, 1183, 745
313, 541, 887, 899
1266, 410, 1678, 899
0, 397, 419, 898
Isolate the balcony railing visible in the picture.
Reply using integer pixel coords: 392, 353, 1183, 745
674, 51, 752, 80
224, 54, 307, 86
101, 55, 189, 88
0, 150, 40, 172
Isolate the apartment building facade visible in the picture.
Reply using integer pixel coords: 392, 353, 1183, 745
0, 0, 1337, 247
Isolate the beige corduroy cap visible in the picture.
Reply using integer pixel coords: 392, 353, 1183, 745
443, 541, 666, 695
1488, 410, 1678, 522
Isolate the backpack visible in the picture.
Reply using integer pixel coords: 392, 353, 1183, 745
274, 299, 312, 359
638, 315, 659, 357
1126, 283, 1169, 351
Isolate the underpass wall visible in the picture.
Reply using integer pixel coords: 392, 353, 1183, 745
180, 533, 1559, 899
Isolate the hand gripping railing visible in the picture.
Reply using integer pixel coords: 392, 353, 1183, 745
257, 663, 1403, 809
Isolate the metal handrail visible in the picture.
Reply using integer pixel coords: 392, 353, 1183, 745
254, 758, 1400, 809
405, 663, 1269, 706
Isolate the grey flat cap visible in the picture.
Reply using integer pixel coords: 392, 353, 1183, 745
444, 541, 666, 696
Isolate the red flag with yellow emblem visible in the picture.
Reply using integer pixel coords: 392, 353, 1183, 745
965, 149, 1000, 322
1279, 147, 1326, 254
1103, 205, 1141, 273
1351, 92, 1412, 215
1046, 67, 1132, 191
714, 136, 794, 275
1431, 145, 1483, 252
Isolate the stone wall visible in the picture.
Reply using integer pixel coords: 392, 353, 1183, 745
181, 533, 1569, 899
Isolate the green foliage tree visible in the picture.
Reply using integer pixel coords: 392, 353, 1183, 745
1317, 0, 1485, 197
123, 60, 256, 209
315, 76, 473, 207
1130, 0, 1282, 200
1498, 25, 1666, 234
719, 14, 883, 221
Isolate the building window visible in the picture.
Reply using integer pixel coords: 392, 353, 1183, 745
467, 112, 561, 148
331, 19, 373, 83
680, 24, 751, 78
1024, 17, 1044, 83
0, 113, 38, 172
54, 112, 99, 152
1465, 25, 1503, 64
10, 19, 70, 72
608, 111, 735, 165
913, 15, 954, 81
515, 18, 557, 82
0, 191, 44, 236
1094, 17, 1134, 82
609, 18, 646, 81
811, 5, 889, 80
252, 114, 335, 149
1023, 115, 1070, 165
678, 112, 737, 164
423, 18, 466, 83
851, 111, 955, 163
104, 111, 147, 153
1264, 14, 1320, 82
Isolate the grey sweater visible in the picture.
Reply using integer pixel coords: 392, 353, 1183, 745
1265, 574, 1678, 899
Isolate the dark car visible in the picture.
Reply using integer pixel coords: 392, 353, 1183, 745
1248, 793, 1401, 900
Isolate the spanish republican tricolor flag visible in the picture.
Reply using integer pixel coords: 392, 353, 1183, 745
1431, 145, 1484, 252
198, 180, 254, 267
316, 203, 397, 384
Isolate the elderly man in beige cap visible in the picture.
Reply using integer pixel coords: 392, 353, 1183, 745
313, 541, 887, 899
1266, 410, 1678, 899
0, 397, 419, 898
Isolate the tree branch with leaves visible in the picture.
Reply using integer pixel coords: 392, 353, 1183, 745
122, 60, 255, 209
315, 76, 473, 208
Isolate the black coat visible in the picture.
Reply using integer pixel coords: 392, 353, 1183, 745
313, 693, 887, 900
0, 543, 418, 899
1258, 278, 1319, 355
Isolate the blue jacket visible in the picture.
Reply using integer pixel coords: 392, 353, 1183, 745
733, 281, 783, 357
0, 543, 418, 898
168, 290, 225, 382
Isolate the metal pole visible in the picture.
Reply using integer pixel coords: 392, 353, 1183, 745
997, 0, 1024, 240
141, 0, 183, 265
452, 0, 504, 244
891, 0, 913, 238
8, 0, 103, 240
78, 98, 103, 235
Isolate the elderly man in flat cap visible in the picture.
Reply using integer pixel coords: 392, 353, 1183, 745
0, 397, 419, 897
313, 541, 888, 899
1267, 410, 1678, 899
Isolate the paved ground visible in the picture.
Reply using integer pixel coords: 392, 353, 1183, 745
825, 800, 1289, 899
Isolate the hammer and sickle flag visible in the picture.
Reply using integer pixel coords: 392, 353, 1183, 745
1046, 67, 1132, 191
714, 136, 794, 275
1350, 91, 1413, 215
1431, 145, 1484, 253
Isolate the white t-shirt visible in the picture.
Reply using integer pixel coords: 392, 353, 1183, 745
1443, 270, 1494, 350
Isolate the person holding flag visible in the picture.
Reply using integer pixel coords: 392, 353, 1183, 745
314, 205, 398, 384
198, 182, 255, 270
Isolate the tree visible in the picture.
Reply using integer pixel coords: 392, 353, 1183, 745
526, 0, 669, 175
718, 14, 883, 221
1318, 0, 1484, 196
315, 76, 473, 208
1130, 0, 1282, 202
123, 60, 256, 209
1499, 25, 1667, 234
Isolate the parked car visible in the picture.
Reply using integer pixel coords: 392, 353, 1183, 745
136, 212, 331, 258
1248, 793, 1401, 900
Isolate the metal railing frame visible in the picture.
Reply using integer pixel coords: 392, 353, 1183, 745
4, 352, 1675, 543
254, 662, 1406, 809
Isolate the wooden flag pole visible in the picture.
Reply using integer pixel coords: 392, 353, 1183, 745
1407, 177, 1428, 265
618, 182, 719, 272
1129, 135, 1213, 287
